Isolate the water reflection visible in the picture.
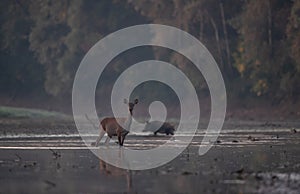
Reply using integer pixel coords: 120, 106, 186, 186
97, 147, 133, 193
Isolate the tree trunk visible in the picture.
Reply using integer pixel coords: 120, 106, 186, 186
267, 0, 273, 56
200, 15, 204, 41
210, 16, 224, 69
219, 1, 232, 74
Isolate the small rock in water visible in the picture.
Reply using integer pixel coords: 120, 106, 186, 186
182, 171, 192, 175
255, 173, 263, 181
272, 175, 278, 180
248, 135, 258, 141
235, 168, 244, 174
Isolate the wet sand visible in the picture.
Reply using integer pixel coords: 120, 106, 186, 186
0, 120, 300, 193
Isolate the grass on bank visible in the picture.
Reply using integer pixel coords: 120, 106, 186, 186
0, 106, 71, 119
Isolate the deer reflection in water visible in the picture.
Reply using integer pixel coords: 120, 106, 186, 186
97, 147, 133, 193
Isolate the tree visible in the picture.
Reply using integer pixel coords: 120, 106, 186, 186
0, 0, 44, 96
29, 0, 146, 97
231, 0, 296, 100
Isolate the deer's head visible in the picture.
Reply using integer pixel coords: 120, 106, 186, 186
124, 99, 138, 115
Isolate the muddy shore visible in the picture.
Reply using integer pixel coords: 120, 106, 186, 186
0, 117, 299, 194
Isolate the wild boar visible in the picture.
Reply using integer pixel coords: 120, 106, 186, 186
143, 120, 175, 135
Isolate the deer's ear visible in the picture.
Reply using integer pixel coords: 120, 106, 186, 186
134, 99, 139, 104
123, 99, 128, 104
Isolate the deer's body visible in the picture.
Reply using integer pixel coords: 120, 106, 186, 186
100, 117, 130, 146
94, 99, 138, 146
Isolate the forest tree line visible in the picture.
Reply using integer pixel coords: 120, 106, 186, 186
1, 0, 300, 107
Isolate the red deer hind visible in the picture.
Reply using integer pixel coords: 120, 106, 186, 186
94, 99, 138, 146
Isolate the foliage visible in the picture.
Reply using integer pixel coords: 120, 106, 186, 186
0, 0, 44, 94
0, 0, 300, 104
231, 0, 298, 100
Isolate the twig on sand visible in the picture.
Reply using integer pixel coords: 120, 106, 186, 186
14, 154, 22, 162
44, 180, 56, 189
49, 148, 61, 159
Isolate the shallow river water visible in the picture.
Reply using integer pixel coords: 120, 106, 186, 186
0, 128, 299, 194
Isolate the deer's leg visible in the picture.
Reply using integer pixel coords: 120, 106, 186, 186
94, 128, 106, 147
118, 135, 122, 146
120, 131, 129, 146
104, 135, 111, 145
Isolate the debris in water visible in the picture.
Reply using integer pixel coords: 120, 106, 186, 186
49, 149, 61, 159
247, 136, 258, 141
23, 161, 37, 168
255, 173, 263, 181
56, 162, 61, 170
234, 168, 244, 174
182, 171, 193, 175
14, 154, 22, 162
272, 175, 278, 180
262, 122, 281, 127
44, 180, 56, 189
